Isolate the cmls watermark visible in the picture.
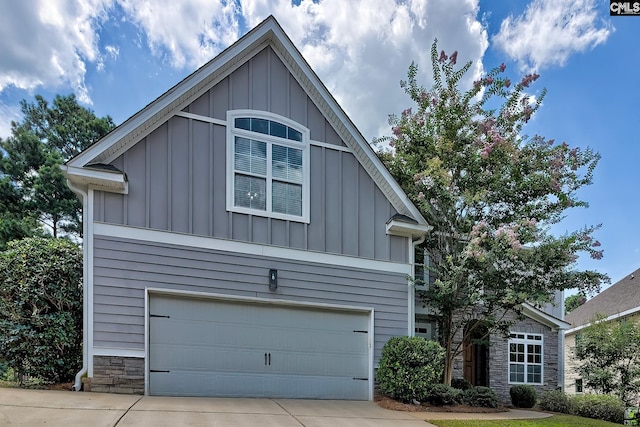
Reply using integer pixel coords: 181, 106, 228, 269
610, 1, 640, 15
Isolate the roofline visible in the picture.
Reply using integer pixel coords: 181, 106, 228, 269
521, 303, 571, 330
65, 16, 428, 225
564, 304, 640, 335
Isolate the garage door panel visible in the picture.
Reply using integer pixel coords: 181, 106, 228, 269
149, 294, 370, 399
151, 371, 368, 399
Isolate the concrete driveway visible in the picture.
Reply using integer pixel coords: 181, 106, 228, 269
0, 388, 434, 426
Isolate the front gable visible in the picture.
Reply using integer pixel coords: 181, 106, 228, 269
64, 17, 429, 263
64, 16, 426, 230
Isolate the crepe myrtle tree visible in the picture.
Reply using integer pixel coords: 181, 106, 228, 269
378, 41, 609, 385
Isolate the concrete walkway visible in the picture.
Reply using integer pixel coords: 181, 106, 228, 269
0, 388, 552, 426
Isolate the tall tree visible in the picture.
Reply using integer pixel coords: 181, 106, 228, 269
0, 94, 115, 243
573, 315, 640, 405
379, 41, 609, 385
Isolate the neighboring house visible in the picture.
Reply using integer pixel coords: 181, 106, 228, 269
564, 267, 640, 396
63, 15, 568, 402
414, 252, 569, 401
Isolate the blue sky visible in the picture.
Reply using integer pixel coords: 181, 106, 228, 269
0, 0, 637, 290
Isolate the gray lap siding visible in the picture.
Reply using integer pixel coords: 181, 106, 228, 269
92, 234, 409, 363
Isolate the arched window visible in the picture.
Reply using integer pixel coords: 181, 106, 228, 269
226, 110, 310, 222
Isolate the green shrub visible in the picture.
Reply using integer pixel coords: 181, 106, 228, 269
462, 386, 500, 408
451, 377, 472, 391
510, 384, 537, 408
426, 384, 462, 406
376, 336, 445, 402
0, 238, 83, 383
570, 394, 625, 424
537, 389, 573, 413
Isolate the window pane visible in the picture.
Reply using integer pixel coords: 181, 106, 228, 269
250, 140, 266, 175
234, 174, 266, 210
287, 127, 302, 142
235, 138, 266, 176
270, 121, 287, 138
272, 145, 303, 182
235, 118, 250, 130
251, 118, 269, 134
272, 181, 302, 216
527, 365, 541, 384
510, 364, 524, 382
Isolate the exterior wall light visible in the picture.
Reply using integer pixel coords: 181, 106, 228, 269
269, 269, 278, 290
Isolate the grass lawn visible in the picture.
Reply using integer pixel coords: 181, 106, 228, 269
427, 414, 622, 427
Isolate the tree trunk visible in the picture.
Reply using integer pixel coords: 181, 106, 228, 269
443, 337, 454, 386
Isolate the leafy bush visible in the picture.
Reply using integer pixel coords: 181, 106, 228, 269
570, 394, 625, 424
537, 389, 573, 413
510, 384, 537, 408
451, 377, 472, 391
377, 336, 445, 402
462, 386, 500, 408
0, 238, 82, 383
426, 384, 462, 406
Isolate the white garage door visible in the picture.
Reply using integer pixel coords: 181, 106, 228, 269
148, 294, 370, 399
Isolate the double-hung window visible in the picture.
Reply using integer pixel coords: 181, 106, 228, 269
226, 111, 310, 222
508, 333, 543, 384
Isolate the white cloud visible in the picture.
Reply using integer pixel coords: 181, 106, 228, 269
117, 0, 241, 69
0, 0, 490, 141
493, 0, 613, 72
105, 45, 120, 59
0, 0, 112, 104
241, 0, 489, 140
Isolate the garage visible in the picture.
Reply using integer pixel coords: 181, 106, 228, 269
148, 293, 371, 399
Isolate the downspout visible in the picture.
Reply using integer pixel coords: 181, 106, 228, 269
409, 235, 426, 336
559, 289, 565, 391
67, 179, 88, 392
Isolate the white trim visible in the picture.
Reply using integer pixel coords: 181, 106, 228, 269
226, 109, 311, 223
173, 111, 352, 154
87, 189, 95, 377
369, 308, 375, 401
93, 348, 146, 358
521, 303, 570, 330
508, 332, 544, 385
144, 290, 150, 395
94, 222, 411, 275
309, 139, 352, 153
145, 287, 375, 400
147, 287, 374, 312
174, 111, 227, 127
564, 305, 640, 335
62, 165, 128, 194
387, 220, 432, 238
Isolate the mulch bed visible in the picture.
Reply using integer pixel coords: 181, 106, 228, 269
374, 393, 508, 413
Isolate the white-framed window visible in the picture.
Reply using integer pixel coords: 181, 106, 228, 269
508, 332, 543, 384
226, 110, 310, 223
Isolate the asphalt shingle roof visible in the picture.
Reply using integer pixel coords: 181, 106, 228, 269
566, 267, 640, 328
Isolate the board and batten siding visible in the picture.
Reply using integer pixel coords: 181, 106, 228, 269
93, 45, 408, 264
92, 234, 410, 363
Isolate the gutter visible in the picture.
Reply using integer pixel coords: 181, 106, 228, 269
66, 179, 88, 392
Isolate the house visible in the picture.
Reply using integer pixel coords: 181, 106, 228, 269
63, 15, 568, 402
564, 267, 640, 395
413, 252, 569, 401
63, 16, 429, 400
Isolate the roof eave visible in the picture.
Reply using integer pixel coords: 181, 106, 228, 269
62, 165, 128, 194
521, 303, 571, 330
